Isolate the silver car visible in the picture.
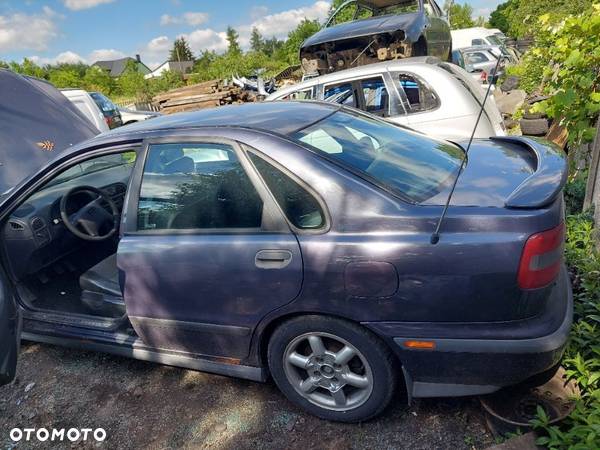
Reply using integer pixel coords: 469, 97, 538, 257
267, 57, 505, 141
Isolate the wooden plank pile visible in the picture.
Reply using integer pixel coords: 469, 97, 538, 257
153, 80, 255, 114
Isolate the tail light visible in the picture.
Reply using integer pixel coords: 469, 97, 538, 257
517, 223, 564, 290
105, 116, 112, 128
480, 71, 488, 82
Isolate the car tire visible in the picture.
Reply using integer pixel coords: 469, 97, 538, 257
520, 117, 549, 136
268, 315, 398, 423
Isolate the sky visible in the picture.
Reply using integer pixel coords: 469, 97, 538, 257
0, 0, 502, 70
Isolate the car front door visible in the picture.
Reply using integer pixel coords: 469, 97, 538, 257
0, 266, 20, 386
423, 0, 451, 59
118, 138, 303, 360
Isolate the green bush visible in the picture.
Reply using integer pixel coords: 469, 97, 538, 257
531, 208, 600, 449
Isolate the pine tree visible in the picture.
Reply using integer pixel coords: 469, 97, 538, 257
169, 37, 194, 62
250, 27, 264, 53
226, 26, 241, 56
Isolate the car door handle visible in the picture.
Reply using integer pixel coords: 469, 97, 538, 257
255, 250, 293, 269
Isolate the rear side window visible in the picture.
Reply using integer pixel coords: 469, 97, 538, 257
248, 152, 325, 230
398, 74, 439, 113
360, 77, 389, 116
138, 143, 263, 230
281, 88, 313, 100
291, 111, 462, 203
465, 52, 491, 64
324, 82, 356, 107
90, 92, 117, 113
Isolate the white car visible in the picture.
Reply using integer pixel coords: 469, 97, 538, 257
451, 27, 506, 50
266, 57, 505, 141
60, 90, 122, 132
118, 107, 161, 125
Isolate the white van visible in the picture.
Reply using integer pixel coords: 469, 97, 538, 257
451, 27, 506, 50
60, 89, 110, 132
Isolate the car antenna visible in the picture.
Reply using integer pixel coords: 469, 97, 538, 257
430, 56, 503, 245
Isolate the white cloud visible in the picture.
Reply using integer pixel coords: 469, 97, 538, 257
140, 36, 172, 69
247, 1, 330, 39
29, 51, 86, 65
474, 7, 493, 19
88, 48, 126, 62
0, 7, 59, 52
160, 11, 209, 26
62, 0, 116, 11
181, 28, 228, 54
250, 6, 269, 21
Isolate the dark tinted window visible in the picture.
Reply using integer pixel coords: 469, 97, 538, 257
324, 83, 356, 107
138, 143, 263, 230
90, 92, 117, 113
249, 152, 325, 229
291, 111, 462, 203
398, 74, 439, 113
465, 52, 491, 64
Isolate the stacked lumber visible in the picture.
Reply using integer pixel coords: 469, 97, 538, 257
153, 80, 254, 114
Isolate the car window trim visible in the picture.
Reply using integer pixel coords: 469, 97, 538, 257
124, 135, 290, 236
242, 144, 331, 235
323, 74, 392, 116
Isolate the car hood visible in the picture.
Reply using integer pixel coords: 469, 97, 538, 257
0, 70, 100, 194
302, 12, 421, 49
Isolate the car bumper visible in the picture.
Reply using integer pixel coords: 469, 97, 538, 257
365, 266, 572, 399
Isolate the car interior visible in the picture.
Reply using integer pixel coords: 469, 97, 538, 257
2, 150, 138, 319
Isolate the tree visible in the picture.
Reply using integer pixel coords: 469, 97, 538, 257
250, 27, 264, 53
488, 0, 515, 34
118, 60, 149, 100
48, 69, 82, 88
83, 65, 114, 94
262, 37, 284, 57
226, 26, 241, 56
447, 3, 475, 29
282, 19, 322, 64
170, 37, 194, 62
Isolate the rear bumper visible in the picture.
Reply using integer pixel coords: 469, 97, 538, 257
365, 266, 572, 399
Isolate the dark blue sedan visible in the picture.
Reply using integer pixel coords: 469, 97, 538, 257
0, 74, 571, 422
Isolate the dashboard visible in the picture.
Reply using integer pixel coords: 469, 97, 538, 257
3, 163, 133, 281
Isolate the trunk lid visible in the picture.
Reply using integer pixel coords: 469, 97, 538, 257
0, 70, 100, 194
423, 136, 567, 208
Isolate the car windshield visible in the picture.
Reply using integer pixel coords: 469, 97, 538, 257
290, 111, 462, 203
373, 0, 420, 15
90, 92, 117, 114
486, 35, 503, 46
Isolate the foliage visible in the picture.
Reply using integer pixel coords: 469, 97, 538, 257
226, 26, 241, 56
281, 19, 322, 65
169, 37, 194, 62
531, 207, 600, 449
83, 65, 115, 94
488, 0, 593, 38
507, 4, 600, 145
118, 60, 150, 101
488, 0, 515, 34
564, 172, 588, 216
250, 27, 264, 53
447, 3, 475, 30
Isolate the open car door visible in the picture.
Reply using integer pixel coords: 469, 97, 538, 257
0, 266, 19, 385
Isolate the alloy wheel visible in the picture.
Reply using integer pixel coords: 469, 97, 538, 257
282, 332, 373, 411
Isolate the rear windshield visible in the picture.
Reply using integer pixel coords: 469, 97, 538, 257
290, 111, 462, 203
90, 92, 117, 114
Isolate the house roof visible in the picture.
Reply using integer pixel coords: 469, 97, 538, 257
92, 57, 151, 77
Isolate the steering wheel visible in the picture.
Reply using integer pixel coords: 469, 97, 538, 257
60, 186, 119, 241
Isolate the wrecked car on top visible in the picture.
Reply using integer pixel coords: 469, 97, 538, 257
300, 0, 451, 75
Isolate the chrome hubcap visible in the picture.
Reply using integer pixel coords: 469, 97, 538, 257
283, 332, 373, 411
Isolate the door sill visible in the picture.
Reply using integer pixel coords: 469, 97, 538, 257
21, 323, 268, 383
22, 307, 126, 332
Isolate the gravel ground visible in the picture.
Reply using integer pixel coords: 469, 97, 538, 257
1, 342, 496, 450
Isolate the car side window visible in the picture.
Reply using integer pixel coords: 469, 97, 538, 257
324, 82, 356, 107
471, 38, 486, 46
137, 143, 263, 231
398, 74, 439, 114
248, 152, 325, 230
281, 88, 313, 101
360, 77, 389, 117
465, 52, 490, 64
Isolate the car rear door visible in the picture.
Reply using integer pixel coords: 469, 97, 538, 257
118, 138, 303, 360
0, 266, 20, 386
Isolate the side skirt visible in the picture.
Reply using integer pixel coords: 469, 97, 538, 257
22, 325, 268, 383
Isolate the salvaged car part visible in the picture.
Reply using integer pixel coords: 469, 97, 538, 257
480, 367, 578, 435
300, 0, 451, 75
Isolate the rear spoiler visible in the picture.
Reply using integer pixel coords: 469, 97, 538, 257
491, 136, 568, 209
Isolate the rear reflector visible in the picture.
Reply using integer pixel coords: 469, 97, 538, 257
403, 340, 436, 350
517, 223, 564, 290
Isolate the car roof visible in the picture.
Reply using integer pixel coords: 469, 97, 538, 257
269, 57, 443, 98
103, 101, 340, 138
